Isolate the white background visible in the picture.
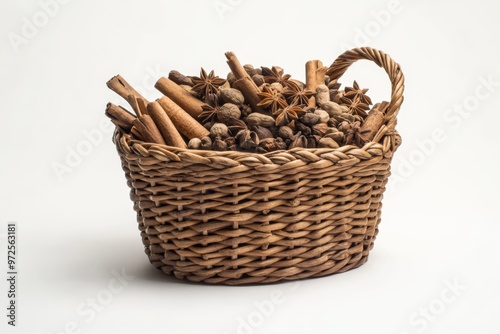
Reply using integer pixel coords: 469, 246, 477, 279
1, 0, 499, 333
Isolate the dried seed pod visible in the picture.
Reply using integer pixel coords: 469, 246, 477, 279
324, 76, 330, 87
328, 80, 341, 90
327, 117, 339, 128
240, 104, 252, 119
213, 137, 228, 151
246, 113, 275, 128
312, 123, 328, 137
218, 103, 241, 122
322, 101, 343, 117
258, 138, 279, 153
225, 137, 236, 147
289, 133, 307, 149
301, 112, 320, 126
169, 70, 194, 86
319, 137, 340, 149
329, 89, 339, 102
340, 105, 350, 113
306, 136, 317, 148
314, 109, 330, 123
338, 121, 352, 134
337, 113, 355, 123
227, 118, 248, 136
276, 137, 287, 150
253, 126, 274, 140
257, 137, 286, 153
270, 82, 284, 93
325, 130, 345, 143
316, 84, 330, 106
200, 136, 212, 150
252, 74, 265, 87
220, 88, 245, 105
295, 121, 311, 136
278, 126, 294, 140
236, 129, 259, 150
334, 91, 345, 104
203, 122, 213, 130
188, 137, 202, 149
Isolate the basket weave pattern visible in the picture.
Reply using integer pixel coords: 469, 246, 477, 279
114, 47, 404, 285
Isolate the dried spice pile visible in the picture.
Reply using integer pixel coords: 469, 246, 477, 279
105, 52, 389, 153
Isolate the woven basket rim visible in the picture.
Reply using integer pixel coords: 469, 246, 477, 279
114, 128, 401, 167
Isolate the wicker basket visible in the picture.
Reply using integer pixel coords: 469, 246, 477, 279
113, 47, 404, 285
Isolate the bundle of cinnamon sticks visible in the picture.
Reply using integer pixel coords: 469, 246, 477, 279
105, 52, 389, 152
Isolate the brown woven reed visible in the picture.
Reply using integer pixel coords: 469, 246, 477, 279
113, 47, 404, 285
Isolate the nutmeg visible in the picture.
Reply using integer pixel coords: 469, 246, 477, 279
252, 74, 265, 87
210, 123, 229, 138
244, 64, 257, 77
218, 103, 241, 122
220, 88, 245, 105
227, 72, 236, 85
246, 113, 275, 128
188, 137, 202, 149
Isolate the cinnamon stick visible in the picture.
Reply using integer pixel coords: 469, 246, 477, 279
360, 101, 390, 142
107, 75, 149, 115
132, 115, 166, 145
157, 96, 210, 139
105, 103, 136, 132
155, 77, 205, 118
232, 77, 267, 114
147, 101, 187, 148
225, 52, 266, 114
305, 60, 326, 108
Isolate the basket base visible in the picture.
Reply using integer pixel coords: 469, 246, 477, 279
141, 231, 376, 285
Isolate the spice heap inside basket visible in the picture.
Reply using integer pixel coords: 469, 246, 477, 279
105, 52, 389, 152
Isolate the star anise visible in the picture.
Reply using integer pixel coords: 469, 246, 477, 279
344, 96, 370, 118
342, 121, 370, 148
273, 103, 304, 127
198, 104, 221, 124
257, 85, 287, 113
282, 80, 315, 106
341, 80, 372, 105
261, 66, 292, 86
198, 93, 222, 123
190, 68, 226, 100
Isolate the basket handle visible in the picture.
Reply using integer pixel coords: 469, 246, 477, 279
326, 47, 405, 131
